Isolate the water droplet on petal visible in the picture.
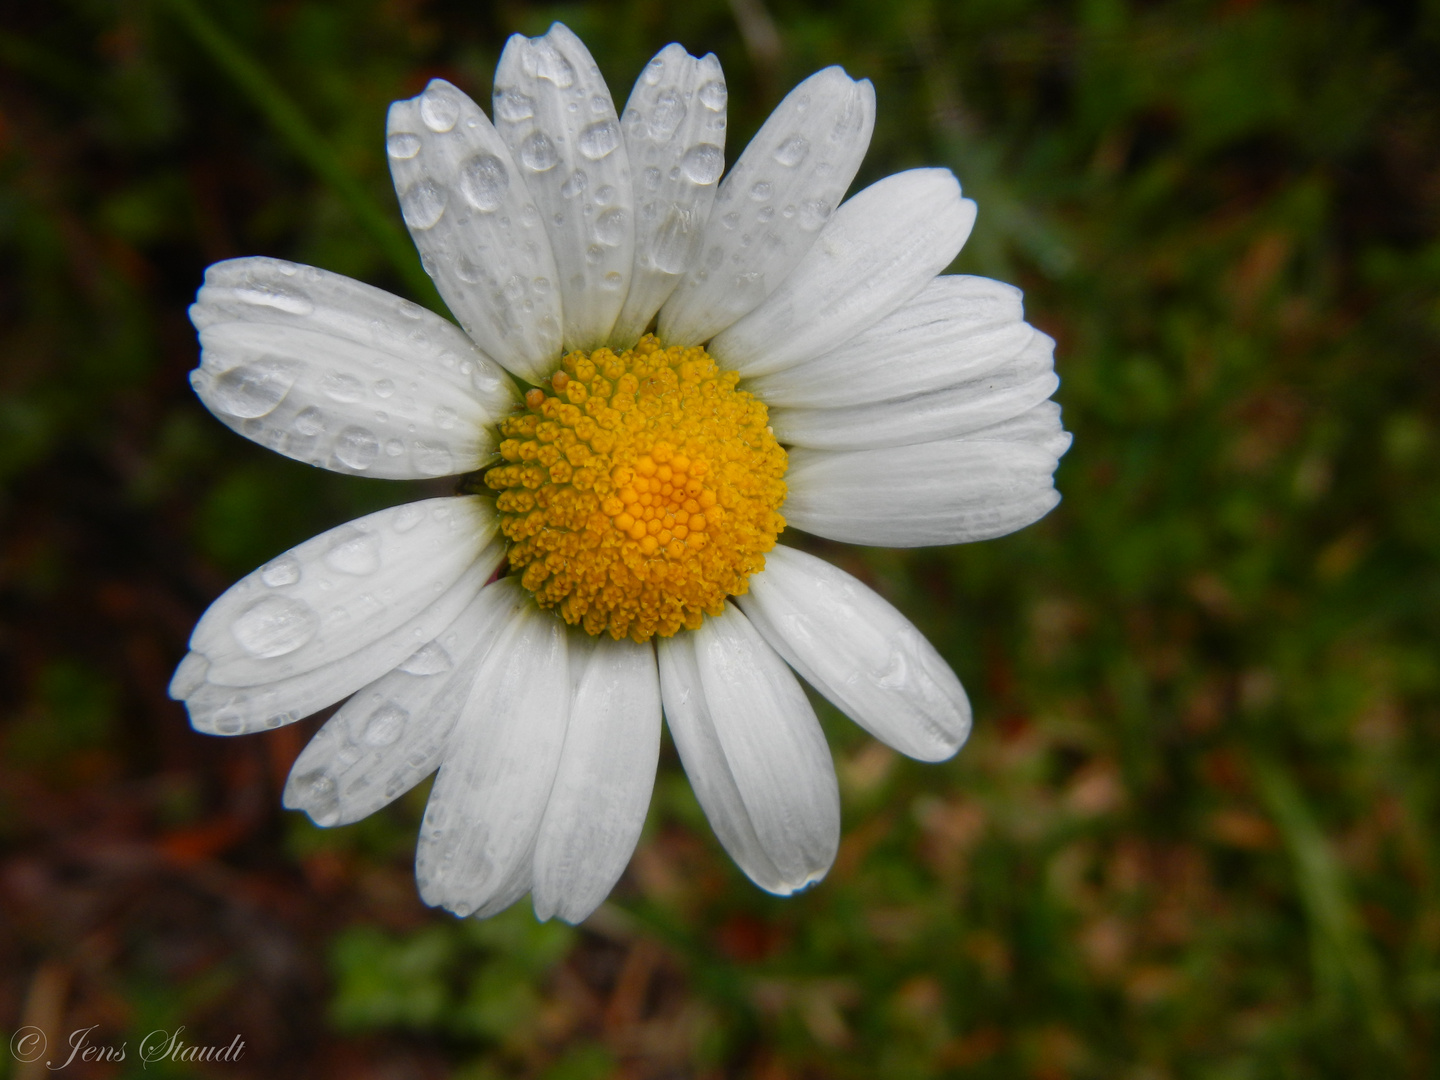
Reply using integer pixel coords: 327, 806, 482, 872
261, 554, 301, 587
232, 595, 319, 657
459, 153, 509, 211
560, 169, 588, 198
650, 92, 686, 141
321, 372, 364, 403
400, 180, 447, 229
523, 39, 575, 87
750, 180, 773, 201
210, 362, 296, 418
698, 80, 727, 111
419, 83, 460, 132
495, 88, 535, 121
387, 132, 421, 159
595, 207, 627, 246
292, 406, 324, 436
324, 529, 381, 575
413, 442, 455, 476
362, 702, 408, 747
773, 135, 810, 167
603, 271, 624, 290
578, 119, 620, 160
234, 283, 315, 315
642, 56, 665, 86
373, 379, 395, 399
399, 641, 454, 675
455, 256, 484, 284
520, 132, 558, 172
652, 207, 696, 273
797, 199, 831, 231
334, 427, 380, 470
393, 504, 425, 532
679, 143, 723, 184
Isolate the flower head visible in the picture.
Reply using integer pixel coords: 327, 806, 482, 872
172, 24, 1070, 923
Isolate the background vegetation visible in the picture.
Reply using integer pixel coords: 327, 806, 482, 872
3, 0, 1440, 1076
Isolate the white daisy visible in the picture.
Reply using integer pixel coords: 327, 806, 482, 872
171, 24, 1070, 923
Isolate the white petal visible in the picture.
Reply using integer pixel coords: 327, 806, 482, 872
189, 258, 516, 478
977, 399, 1075, 459
282, 577, 530, 826
608, 46, 727, 347
658, 68, 875, 346
710, 170, 976, 376
660, 604, 839, 893
785, 438, 1064, 547
188, 497, 495, 687
493, 24, 634, 351
770, 331, 1059, 450
386, 81, 562, 382
736, 546, 970, 762
181, 539, 501, 736
746, 274, 1031, 409
532, 634, 661, 923
414, 595, 570, 918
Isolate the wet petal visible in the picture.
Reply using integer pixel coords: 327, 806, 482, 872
386, 80, 562, 382
532, 634, 661, 923
659, 67, 874, 346
494, 24, 634, 351
190, 258, 516, 478
609, 45, 727, 347
738, 546, 970, 761
711, 169, 975, 376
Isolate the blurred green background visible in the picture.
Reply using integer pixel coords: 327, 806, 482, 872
3, 0, 1439, 1077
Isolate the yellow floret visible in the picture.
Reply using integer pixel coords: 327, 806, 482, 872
485, 335, 788, 642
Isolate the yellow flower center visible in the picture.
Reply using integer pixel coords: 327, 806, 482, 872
485, 335, 787, 642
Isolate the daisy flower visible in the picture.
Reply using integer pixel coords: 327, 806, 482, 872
171, 24, 1070, 923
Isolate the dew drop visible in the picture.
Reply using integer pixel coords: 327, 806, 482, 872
386, 132, 422, 160
400, 179, 447, 229
399, 641, 454, 676
362, 702, 409, 747
419, 83, 460, 132
385, 438, 405, 457
321, 372, 364, 403
560, 169, 588, 198
643, 166, 662, 191
750, 180, 773, 201
413, 442, 455, 476
393, 504, 425, 532
649, 92, 686, 141
333, 427, 380, 470
234, 283, 314, 315
213, 707, 245, 736
520, 132, 559, 172
459, 153, 509, 211
578, 119, 620, 160
324, 529, 381, 575
679, 143, 723, 184
373, 379, 395, 399
797, 199, 831, 231
260, 554, 301, 588
773, 135, 810, 167
642, 56, 665, 86
232, 595, 320, 657
595, 207, 628, 246
211, 362, 296, 418
603, 271, 624, 289
698, 80, 727, 111
495, 89, 535, 121
524, 39, 575, 87
520, 203, 540, 227
455, 256, 484, 284
652, 207, 696, 273
294, 406, 325, 436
